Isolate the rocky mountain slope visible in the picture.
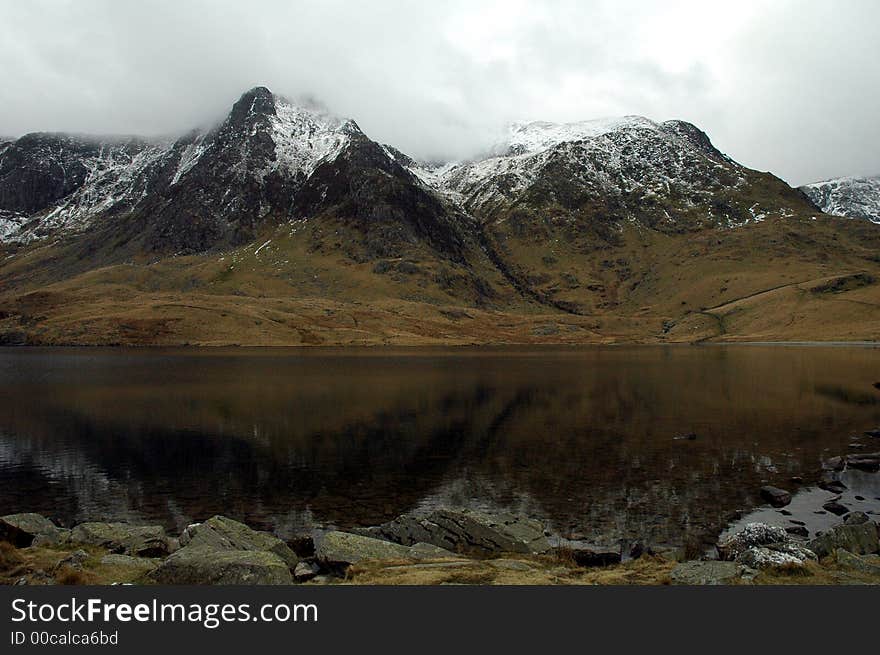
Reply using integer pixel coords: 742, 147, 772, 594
1, 86, 879, 345
800, 176, 880, 224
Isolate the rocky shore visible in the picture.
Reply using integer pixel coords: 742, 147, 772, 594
2, 451, 879, 586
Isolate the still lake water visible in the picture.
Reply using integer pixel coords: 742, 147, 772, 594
1, 345, 879, 552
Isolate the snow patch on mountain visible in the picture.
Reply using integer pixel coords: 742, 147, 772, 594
800, 175, 880, 224
269, 98, 352, 180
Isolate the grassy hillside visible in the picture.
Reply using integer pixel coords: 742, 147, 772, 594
2, 213, 880, 345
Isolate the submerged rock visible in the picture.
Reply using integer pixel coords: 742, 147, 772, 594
358, 508, 551, 556
822, 500, 849, 516
818, 479, 848, 494
70, 522, 175, 557
670, 561, 745, 585
0, 513, 68, 547
179, 516, 297, 568
760, 486, 792, 508
847, 452, 880, 472
149, 547, 292, 585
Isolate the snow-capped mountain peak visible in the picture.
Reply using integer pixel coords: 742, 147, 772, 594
799, 175, 880, 224
497, 115, 659, 157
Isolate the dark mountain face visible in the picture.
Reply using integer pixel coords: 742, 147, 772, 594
0, 87, 474, 264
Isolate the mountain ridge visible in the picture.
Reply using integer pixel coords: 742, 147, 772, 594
1, 86, 879, 346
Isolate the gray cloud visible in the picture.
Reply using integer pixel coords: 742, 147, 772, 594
0, 0, 877, 185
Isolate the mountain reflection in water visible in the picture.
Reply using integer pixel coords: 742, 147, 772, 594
1, 345, 879, 552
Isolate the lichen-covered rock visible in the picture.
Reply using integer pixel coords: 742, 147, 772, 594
179, 516, 297, 568
808, 522, 879, 559
293, 560, 321, 582
99, 554, 161, 580
358, 508, 551, 556
671, 561, 746, 585
70, 522, 175, 557
148, 546, 292, 585
316, 531, 413, 566
834, 549, 880, 574
0, 513, 68, 547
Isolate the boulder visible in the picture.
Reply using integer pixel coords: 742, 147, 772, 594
0, 513, 68, 547
54, 549, 90, 572
717, 523, 789, 560
818, 480, 847, 494
358, 508, 551, 556
99, 554, 161, 579
847, 453, 880, 472
844, 511, 870, 525
670, 561, 745, 585
735, 544, 816, 569
559, 545, 621, 568
822, 500, 849, 516
717, 523, 816, 569
760, 486, 792, 507
808, 522, 879, 558
293, 560, 321, 582
316, 531, 413, 566
834, 549, 880, 574
148, 546, 292, 585
179, 516, 297, 568
70, 522, 175, 557
785, 526, 809, 539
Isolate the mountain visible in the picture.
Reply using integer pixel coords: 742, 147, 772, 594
799, 175, 880, 224
1, 87, 880, 346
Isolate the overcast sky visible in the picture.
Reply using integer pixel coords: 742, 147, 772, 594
0, 0, 878, 185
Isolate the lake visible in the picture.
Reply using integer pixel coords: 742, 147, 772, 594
1, 345, 879, 554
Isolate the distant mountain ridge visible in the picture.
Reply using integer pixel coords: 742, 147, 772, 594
799, 175, 880, 224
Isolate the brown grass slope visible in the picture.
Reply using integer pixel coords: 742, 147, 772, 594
1, 212, 880, 345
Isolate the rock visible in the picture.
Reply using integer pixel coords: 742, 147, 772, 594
790, 476, 803, 484
358, 508, 551, 556
844, 511, 870, 525
316, 531, 413, 566
789, 519, 806, 526
847, 452, 880, 472
717, 522, 816, 568
408, 542, 458, 559
54, 549, 90, 572
148, 546, 293, 585
673, 433, 697, 441
735, 544, 816, 569
855, 495, 866, 501
670, 561, 744, 585
0, 513, 67, 547
70, 522, 175, 557
785, 526, 809, 539
561, 546, 621, 568
808, 522, 879, 558
823, 456, 846, 472
822, 500, 849, 516
834, 549, 880, 574
99, 554, 160, 579
760, 486, 792, 507
179, 516, 297, 568
819, 480, 848, 494
864, 428, 880, 437
293, 560, 321, 582
717, 523, 789, 560
779, 509, 792, 516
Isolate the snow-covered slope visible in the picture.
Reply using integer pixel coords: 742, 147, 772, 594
799, 175, 880, 224
408, 115, 798, 229
0, 88, 357, 245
